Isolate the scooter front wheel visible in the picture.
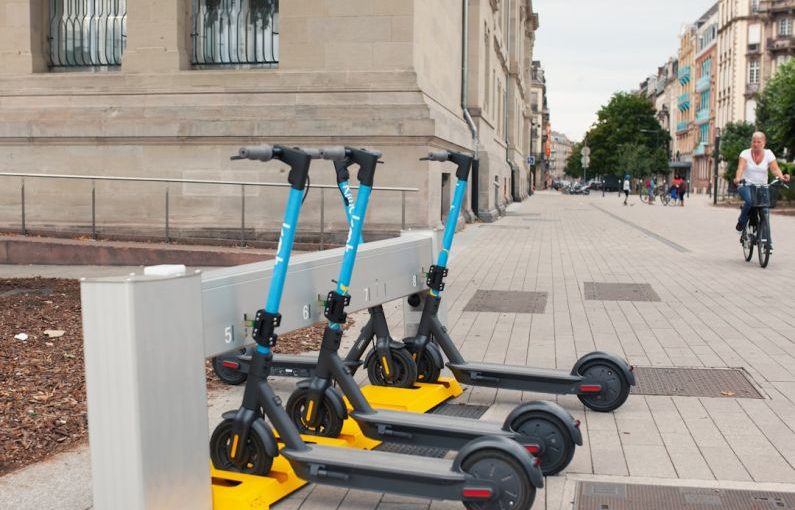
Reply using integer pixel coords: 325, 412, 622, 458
576, 360, 631, 412
285, 388, 345, 437
210, 418, 273, 475
461, 449, 536, 510
511, 412, 575, 476
364, 347, 418, 388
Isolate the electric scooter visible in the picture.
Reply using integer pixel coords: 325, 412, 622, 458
369, 159, 636, 412
211, 158, 418, 387
286, 150, 582, 476
210, 144, 543, 509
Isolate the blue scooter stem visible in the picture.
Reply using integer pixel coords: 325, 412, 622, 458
330, 184, 373, 330
266, 187, 305, 314
436, 179, 467, 269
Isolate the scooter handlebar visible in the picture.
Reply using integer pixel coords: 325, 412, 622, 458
302, 148, 325, 160
421, 150, 450, 162
321, 146, 348, 161
237, 145, 274, 161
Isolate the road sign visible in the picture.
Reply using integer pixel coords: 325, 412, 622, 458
581, 146, 591, 157
527, 155, 535, 166
581, 155, 590, 168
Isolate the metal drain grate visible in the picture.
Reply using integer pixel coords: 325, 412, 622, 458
575, 481, 795, 509
632, 367, 763, 399
584, 282, 661, 302
505, 212, 541, 217
477, 224, 532, 230
375, 403, 489, 458
463, 290, 548, 314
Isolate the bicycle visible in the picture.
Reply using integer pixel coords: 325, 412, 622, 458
639, 185, 666, 205
739, 178, 789, 268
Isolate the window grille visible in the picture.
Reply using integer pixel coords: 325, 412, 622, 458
47, 0, 127, 68
191, 0, 279, 67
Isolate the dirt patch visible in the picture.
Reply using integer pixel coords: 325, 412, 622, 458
0, 277, 351, 476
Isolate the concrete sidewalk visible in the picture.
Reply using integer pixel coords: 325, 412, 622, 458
2, 191, 795, 509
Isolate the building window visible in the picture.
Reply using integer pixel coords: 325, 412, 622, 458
191, 0, 279, 67
748, 59, 760, 84
779, 18, 793, 37
751, 0, 760, 13
48, 0, 127, 68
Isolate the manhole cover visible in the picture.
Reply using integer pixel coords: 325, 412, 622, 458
575, 481, 795, 509
632, 367, 763, 399
375, 403, 489, 458
505, 212, 541, 217
584, 282, 660, 302
477, 225, 532, 230
463, 290, 548, 313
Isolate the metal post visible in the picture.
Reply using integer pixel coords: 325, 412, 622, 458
240, 184, 245, 246
91, 180, 96, 240
713, 128, 721, 205
165, 186, 170, 243
401, 190, 406, 230
319, 188, 325, 250
21, 180, 26, 235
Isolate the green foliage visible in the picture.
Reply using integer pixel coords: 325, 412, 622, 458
777, 162, 794, 203
583, 92, 669, 178
616, 143, 655, 179
719, 121, 756, 183
564, 142, 583, 178
756, 59, 795, 158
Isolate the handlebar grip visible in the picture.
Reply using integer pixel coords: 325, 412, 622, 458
321, 146, 347, 161
238, 146, 273, 161
422, 151, 450, 162
303, 148, 324, 160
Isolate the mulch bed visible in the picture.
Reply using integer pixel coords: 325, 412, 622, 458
0, 277, 349, 476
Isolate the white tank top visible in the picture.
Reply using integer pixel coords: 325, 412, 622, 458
740, 149, 776, 185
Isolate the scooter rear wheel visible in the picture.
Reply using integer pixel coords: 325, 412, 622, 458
511, 412, 575, 476
576, 360, 631, 412
365, 347, 418, 388
210, 418, 273, 475
285, 388, 345, 437
211, 348, 249, 386
461, 449, 536, 510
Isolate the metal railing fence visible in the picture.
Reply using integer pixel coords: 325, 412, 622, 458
191, 0, 279, 67
0, 172, 415, 248
48, 0, 127, 68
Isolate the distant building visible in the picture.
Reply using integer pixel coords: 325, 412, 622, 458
692, 3, 719, 193
549, 131, 572, 185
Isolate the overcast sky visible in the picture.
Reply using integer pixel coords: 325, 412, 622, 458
533, 0, 718, 142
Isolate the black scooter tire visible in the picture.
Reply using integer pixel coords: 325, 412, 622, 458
576, 360, 631, 412
210, 418, 273, 475
364, 347, 418, 388
211, 349, 249, 386
461, 449, 536, 510
511, 412, 575, 476
285, 387, 345, 438
414, 341, 443, 383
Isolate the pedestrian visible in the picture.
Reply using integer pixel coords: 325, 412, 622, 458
733, 132, 790, 245
622, 175, 630, 205
672, 174, 685, 206
646, 177, 655, 204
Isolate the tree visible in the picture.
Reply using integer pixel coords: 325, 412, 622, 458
564, 142, 583, 179
719, 121, 755, 183
756, 59, 795, 159
584, 92, 670, 178
616, 143, 654, 179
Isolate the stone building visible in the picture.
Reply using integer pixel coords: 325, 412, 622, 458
692, 3, 719, 193
0, 0, 541, 242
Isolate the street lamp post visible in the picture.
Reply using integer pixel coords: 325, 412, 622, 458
713, 127, 721, 205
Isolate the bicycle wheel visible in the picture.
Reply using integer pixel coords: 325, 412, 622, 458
639, 193, 649, 204
661, 193, 670, 206
757, 214, 770, 268
742, 226, 754, 261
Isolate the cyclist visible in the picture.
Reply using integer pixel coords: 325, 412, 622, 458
733, 131, 790, 246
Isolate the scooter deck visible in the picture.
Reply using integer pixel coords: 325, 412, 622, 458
211, 378, 462, 509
